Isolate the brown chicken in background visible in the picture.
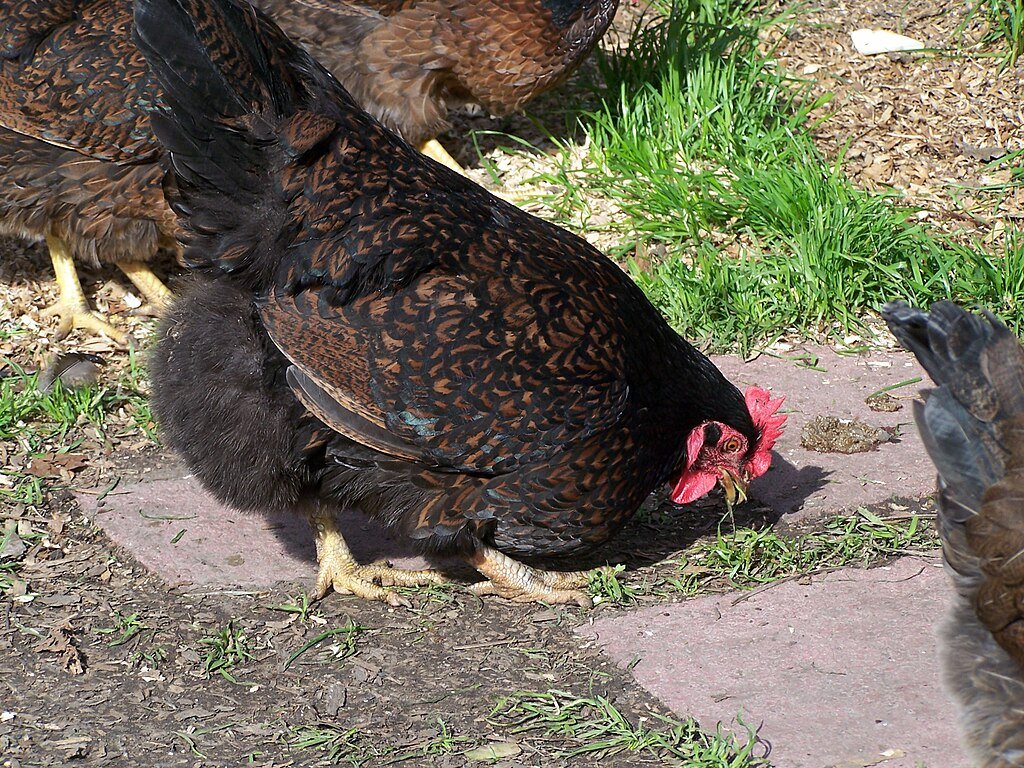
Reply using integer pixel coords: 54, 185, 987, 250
884, 301, 1024, 767
136, 0, 785, 607
266, 0, 620, 172
0, 0, 177, 344
0, 0, 618, 343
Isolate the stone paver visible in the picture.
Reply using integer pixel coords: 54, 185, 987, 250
579, 557, 967, 768
716, 346, 933, 520
80, 474, 433, 590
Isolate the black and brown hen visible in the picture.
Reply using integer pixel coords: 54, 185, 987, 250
0, 0, 617, 343
138, 0, 786, 607
884, 300, 1024, 767
0, 0, 176, 343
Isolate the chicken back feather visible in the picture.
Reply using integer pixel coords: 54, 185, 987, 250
263, 0, 620, 147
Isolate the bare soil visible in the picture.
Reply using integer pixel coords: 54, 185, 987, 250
2, 465, 697, 768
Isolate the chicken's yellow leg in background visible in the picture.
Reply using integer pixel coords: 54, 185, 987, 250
308, 509, 450, 606
419, 138, 520, 205
40, 233, 130, 346
419, 138, 467, 175
117, 260, 173, 315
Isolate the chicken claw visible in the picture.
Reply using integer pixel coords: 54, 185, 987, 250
467, 544, 596, 607
418, 138, 466, 175
117, 260, 173, 316
42, 234, 131, 346
308, 511, 449, 607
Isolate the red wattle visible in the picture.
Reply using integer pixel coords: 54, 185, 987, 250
670, 470, 717, 504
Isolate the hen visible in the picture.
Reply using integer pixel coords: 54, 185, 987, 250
139, 0, 785, 607
265, 0, 620, 172
884, 300, 1024, 767
0, 0, 176, 344
0, 0, 616, 344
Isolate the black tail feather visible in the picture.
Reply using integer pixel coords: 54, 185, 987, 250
132, 0, 321, 278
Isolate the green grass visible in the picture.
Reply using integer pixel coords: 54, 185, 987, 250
266, 592, 319, 625
587, 563, 641, 602
290, 694, 760, 766
97, 611, 147, 647
488, 690, 765, 765
602, 508, 938, 602
97, 609, 168, 666
289, 719, 470, 767
965, 0, 1024, 64
677, 508, 935, 590
290, 725, 375, 766
0, 352, 156, 505
199, 621, 254, 684
285, 619, 365, 669
524, 0, 1024, 352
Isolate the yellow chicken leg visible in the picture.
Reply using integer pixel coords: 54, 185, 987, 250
117, 260, 173, 315
40, 233, 130, 345
308, 510, 449, 607
467, 544, 599, 607
419, 138, 467, 175
419, 138, 521, 205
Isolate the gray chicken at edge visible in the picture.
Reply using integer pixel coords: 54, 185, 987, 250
884, 300, 1024, 768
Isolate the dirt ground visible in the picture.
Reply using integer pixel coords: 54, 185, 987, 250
2, 443, 778, 768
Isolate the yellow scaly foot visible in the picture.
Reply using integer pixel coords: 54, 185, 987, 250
117, 260, 173, 317
40, 234, 131, 346
419, 138, 467, 175
308, 510, 449, 607
466, 544, 602, 607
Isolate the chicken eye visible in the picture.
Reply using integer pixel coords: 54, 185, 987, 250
722, 437, 742, 453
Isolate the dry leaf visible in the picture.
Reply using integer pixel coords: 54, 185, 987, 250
26, 453, 89, 478
33, 620, 86, 675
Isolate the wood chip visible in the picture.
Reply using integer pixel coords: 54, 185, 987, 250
32, 620, 85, 675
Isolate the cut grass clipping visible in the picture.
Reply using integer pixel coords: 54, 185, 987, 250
588, 508, 939, 602
290, 718, 471, 766
529, 0, 1024, 353
489, 690, 765, 766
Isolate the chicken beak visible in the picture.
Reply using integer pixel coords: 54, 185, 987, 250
719, 468, 749, 509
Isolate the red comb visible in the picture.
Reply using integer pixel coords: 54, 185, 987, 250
744, 386, 786, 477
